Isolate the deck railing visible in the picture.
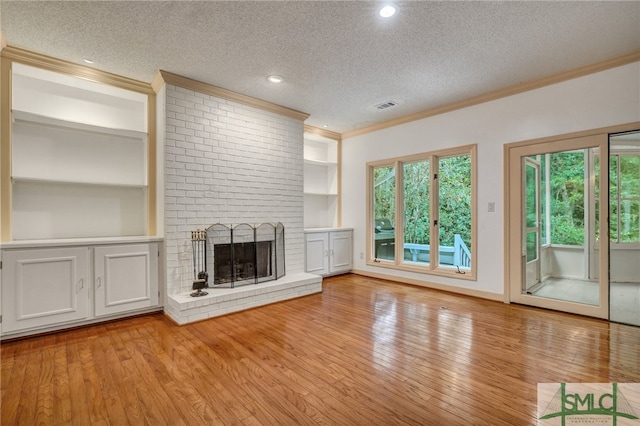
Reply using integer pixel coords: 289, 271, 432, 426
453, 234, 472, 268
403, 234, 471, 268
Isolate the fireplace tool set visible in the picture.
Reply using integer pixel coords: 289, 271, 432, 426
191, 229, 208, 297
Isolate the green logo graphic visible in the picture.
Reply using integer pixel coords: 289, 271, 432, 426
539, 383, 639, 426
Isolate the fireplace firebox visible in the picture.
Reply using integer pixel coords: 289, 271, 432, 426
191, 223, 285, 292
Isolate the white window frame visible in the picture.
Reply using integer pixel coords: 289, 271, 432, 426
605, 149, 640, 248
366, 144, 477, 280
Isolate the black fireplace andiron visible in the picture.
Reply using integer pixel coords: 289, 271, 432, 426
191, 229, 208, 297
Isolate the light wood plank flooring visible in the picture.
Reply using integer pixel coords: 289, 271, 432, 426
2, 274, 639, 425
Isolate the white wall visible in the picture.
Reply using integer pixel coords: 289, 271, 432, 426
342, 62, 640, 297
548, 246, 586, 280
163, 84, 305, 295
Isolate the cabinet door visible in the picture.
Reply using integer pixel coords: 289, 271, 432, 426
330, 231, 353, 274
305, 233, 329, 275
1, 247, 90, 333
94, 244, 158, 317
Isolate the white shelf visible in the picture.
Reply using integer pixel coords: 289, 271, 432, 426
304, 162, 337, 195
12, 180, 147, 240
305, 227, 354, 233
303, 191, 338, 196
304, 158, 337, 167
12, 113, 146, 187
304, 192, 338, 229
11, 176, 147, 188
12, 110, 147, 139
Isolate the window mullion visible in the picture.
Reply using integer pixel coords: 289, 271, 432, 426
616, 154, 621, 243
395, 160, 403, 266
431, 156, 439, 269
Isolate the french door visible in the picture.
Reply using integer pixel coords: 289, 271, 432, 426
507, 133, 609, 319
609, 130, 640, 326
523, 158, 541, 292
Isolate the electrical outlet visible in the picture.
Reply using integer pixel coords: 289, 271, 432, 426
488, 202, 495, 212
360, 252, 364, 259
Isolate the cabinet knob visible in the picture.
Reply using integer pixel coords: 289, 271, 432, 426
76, 278, 84, 293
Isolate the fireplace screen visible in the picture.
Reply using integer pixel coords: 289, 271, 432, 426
200, 223, 285, 288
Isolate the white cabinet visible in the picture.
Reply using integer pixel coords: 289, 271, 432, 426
304, 131, 340, 229
1, 247, 90, 333
1, 241, 160, 337
330, 231, 353, 274
304, 229, 353, 276
94, 244, 158, 317
305, 232, 330, 275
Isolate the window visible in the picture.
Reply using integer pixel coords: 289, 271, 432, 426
549, 151, 586, 246
403, 159, 430, 266
367, 145, 476, 279
373, 164, 396, 261
529, 150, 588, 247
593, 143, 640, 245
609, 152, 640, 244
438, 154, 472, 269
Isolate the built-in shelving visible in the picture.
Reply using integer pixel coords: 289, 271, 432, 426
8, 62, 150, 241
0, 48, 160, 339
303, 131, 340, 229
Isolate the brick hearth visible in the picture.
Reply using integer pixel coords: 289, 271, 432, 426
165, 273, 322, 325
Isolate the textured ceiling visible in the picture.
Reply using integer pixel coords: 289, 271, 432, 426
1, 1, 639, 134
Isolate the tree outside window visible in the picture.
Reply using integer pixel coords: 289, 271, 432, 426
609, 153, 640, 243
549, 151, 585, 246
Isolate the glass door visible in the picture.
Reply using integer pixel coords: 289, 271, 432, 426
507, 134, 609, 319
524, 158, 541, 291
609, 131, 640, 326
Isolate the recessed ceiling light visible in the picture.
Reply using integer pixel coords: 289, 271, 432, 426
379, 4, 396, 18
267, 74, 284, 83
82, 58, 94, 64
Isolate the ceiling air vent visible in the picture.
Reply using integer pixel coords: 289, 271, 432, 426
374, 100, 399, 110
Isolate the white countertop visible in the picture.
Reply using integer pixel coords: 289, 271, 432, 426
0, 236, 164, 249
304, 227, 354, 233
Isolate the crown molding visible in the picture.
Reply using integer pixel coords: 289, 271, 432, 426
303, 124, 341, 141
0, 45, 154, 95
343, 50, 640, 139
158, 70, 310, 122
151, 70, 165, 94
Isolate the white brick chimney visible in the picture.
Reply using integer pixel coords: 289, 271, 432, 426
162, 84, 307, 300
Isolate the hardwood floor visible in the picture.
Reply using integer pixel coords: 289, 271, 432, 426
2, 274, 639, 425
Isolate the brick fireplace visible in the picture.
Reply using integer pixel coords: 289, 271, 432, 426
160, 82, 321, 325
